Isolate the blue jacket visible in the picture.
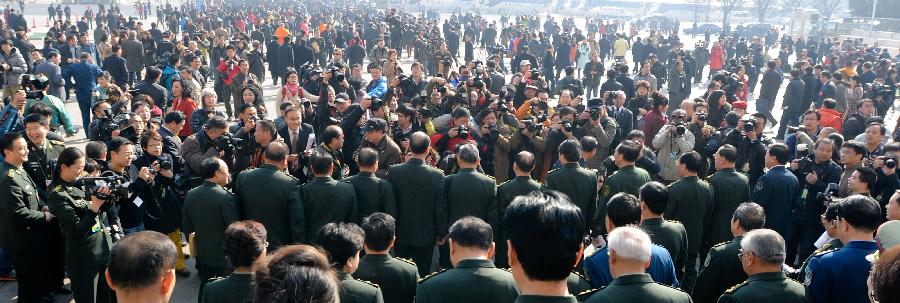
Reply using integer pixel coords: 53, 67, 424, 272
62, 59, 102, 96
0, 105, 23, 136
583, 244, 679, 289
805, 241, 877, 303
750, 165, 799, 236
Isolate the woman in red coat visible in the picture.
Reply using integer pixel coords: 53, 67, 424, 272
168, 79, 198, 138
641, 92, 669, 146
709, 41, 725, 76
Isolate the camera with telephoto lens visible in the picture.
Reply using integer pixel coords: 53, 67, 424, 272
456, 125, 469, 139
157, 154, 173, 171
742, 119, 756, 132
697, 114, 707, 122
879, 156, 897, 169
787, 125, 806, 133
673, 122, 686, 136
794, 144, 814, 174
21, 74, 49, 100
74, 174, 130, 201
487, 124, 500, 137
472, 76, 485, 90
817, 183, 839, 203
530, 68, 541, 80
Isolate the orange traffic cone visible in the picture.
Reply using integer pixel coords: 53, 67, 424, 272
31, 18, 36, 28
45, 17, 49, 27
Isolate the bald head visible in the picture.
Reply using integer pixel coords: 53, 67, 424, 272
514, 151, 535, 174
409, 132, 431, 155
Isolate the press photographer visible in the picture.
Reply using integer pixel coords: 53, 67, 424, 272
359, 118, 401, 178
509, 115, 547, 180
576, 97, 617, 170
723, 113, 771, 185
22, 74, 77, 136
101, 137, 154, 236
871, 142, 900, 208
787, 138, 841, 265
182, 116, 232, 187
652, 109, 695, 183
473, 106, 513, 182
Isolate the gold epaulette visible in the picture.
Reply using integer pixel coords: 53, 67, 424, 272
356, 278, 380, 288
724, 281, 749, 294
397, 257, 417, 267
48, 140, 65, 146
575, 287, 603, 300
571, 270, 588, 281
812, 247, 839, 257
666, 219, 683, 225
657, 281, 687, 293
712, 241, 729, 248
417, 268, 447, 283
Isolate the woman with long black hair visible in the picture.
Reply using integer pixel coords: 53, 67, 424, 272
46, 147, 114, 303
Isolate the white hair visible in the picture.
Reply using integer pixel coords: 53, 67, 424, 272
607, 226, 652, 262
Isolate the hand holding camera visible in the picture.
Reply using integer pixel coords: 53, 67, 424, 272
89, 187, 111, 213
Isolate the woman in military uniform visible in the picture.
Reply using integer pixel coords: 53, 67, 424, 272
47, 147, 114, 303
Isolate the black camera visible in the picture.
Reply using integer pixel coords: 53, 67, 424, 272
419, 107, 433, 118
674, 123, 686, 136
456, 125, 469, 139
787, 125, 806, 133
487, 124, 500, 138
473, 76, 485, 90
590, 107, 601, 120
74, 174, 130, 201
530, 68, 541, 80
697, 114, 707, 122
879, 156, 897, 169
21, 74, 47, 100
562, 121, 574, 133
817, 183, 839, 202
217, 133, 244, 152
796, 156, 815, 175
742, 120, 756, 132
371, 98, 385, 110
157, 155, 173, 171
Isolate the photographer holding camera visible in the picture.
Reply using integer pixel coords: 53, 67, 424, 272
577, 97, 617, 170
101, 137, 154, 236
23, 74, 77, 136
182, 116, 230, 186
510, 115, 547, 180
871, 142, 900, 209
652, 109, 695, 183
431, 107, 474, 156
472, 106, 513, 182
787, 138, 841, 266
132, 130, 189, 277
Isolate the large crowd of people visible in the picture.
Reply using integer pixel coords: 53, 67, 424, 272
0, 0, 899, 302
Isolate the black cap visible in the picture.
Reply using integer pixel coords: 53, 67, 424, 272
365, 118, 388, 132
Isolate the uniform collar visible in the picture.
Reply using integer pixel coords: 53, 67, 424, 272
562, 162, 580, 168
454, 258, 495, 269
458, 168, 477, 173
228, 272, 255, 281
619, 164, 636, 170
362, 253, 392, 262
357, 171, 377, 178
259, 164, 280, 171
641, 217, 664, 225
844, 240, 877, 249
718, 167, 737, 173
681, 175, 699, 181
337, 270, 353, 281
314, 176, 335, 182
611, 273, 654, 285
514, 175, 533, 181
407, 158, 425, 165
748, 271, 787, 282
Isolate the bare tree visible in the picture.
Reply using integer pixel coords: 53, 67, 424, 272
816, 0, 842, 21
781, 0, 809, 11
718, 0, 743, 26
754, 0, 774, 22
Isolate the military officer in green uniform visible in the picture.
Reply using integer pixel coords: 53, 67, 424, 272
318, 222, 384, 303
315, 125, 349, 180
704, 145, 750, 260
386, 132, 446, 276
665, 151, 714, 292
545, 139, 600, 235
22, 114, 65, 198
638, 182, 689, 281
599, 140, 651, 235
301, 151, 358, 241
495, 151, 542, 268
693, 202, 766, 303
47, 147, 114, 303
415, 217, 518, 303
342, 148, 397, 221
356, 213, 419, 303
202, 221, 268, 303
182, 157, 239, 298
717, 229, 807, 303
439, 143, 497, 268
582, 226, 692, 303
21, 113, 68, 295
234, 142, 305, 247
0, 133, 55, 302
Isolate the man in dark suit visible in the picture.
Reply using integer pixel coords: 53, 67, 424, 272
120, 31, 144, 86
78, 33, 100, 65
607, 90, 633, 147
277, 107, 315, 182
386, 132, 446, 276
776, 69, 806, 139
817, 71, 836, 108
159, 112, 185, 174
274, 36, 294, 85
102, 45, 128, 86
750, 143, 799, 237
234, 142, 305, 248
33, 51, 65, 100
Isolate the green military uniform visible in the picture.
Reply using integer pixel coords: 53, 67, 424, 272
234, 164, 304, 247
386, 158, 445, 276
415, 259, 518, 303
316, 143, 349, 180
46, 180, 113, 303
300, 176, 358, 241
440, 168, 497, 267
23, 139, 65, 198
354, 254, 419, 303
797, 238, 842, 284
339, 270, 385, 303
567, 271, 592, 295
599, 164, 651, 234
545, 163, 600, 234
342, 171, 398, 221
182, 180, 239, 295
495, 175, 542, 268
665, 175, 714, 292
515, 295, 578, 303
717, 272, 807, 303
201, 272, 255, 303
0, 161, 54, 302
582, 273, 692, 303
692, 237, 747, 303
704, 168, 749, 258
640, 218, 689, 281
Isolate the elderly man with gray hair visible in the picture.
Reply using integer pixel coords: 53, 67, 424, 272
438, 143, 498, 268
716, 229, 807, 303
582, 226, 691, 302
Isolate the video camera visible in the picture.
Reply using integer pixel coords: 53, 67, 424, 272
217, 133, 245, 153
817, 183, 839, 203
20, 74, 47, 100
74, 174, 130, 201
794, 144, 815, 175
96, 107, 133, 142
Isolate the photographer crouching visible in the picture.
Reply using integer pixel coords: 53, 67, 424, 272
132, 130, 190, 277
787, 138, 841, 266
